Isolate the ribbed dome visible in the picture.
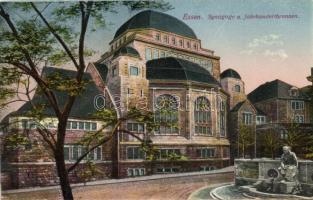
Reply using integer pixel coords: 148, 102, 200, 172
220, 69, 241, 80
146, 57, 220, 86
114, 10, 197, 39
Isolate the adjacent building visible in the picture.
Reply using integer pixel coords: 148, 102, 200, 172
220, 69, 257, 160
248, 79, 311, 124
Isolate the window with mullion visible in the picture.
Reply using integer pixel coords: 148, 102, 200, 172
158, 149, 180, 159
291, 100, 304, 110
127, 122, 145, 133
197, 148, 215, 158
64, 145, 101, 161
127, 147, 145, 160
194, 97, 211, 135
154, 94, 179, 135
243, 113, 253, 125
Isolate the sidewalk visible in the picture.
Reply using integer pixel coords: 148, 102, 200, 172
2, 166, 234, 194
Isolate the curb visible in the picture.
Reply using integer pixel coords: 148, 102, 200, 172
2, 167, 234, 194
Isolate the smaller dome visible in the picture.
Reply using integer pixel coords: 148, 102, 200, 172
113, 46, 140, 59
220, 69, 241, 80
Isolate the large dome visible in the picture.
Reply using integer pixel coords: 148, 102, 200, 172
220, 69, 241, 80
114, 10, 197, 39
146, 57, 220, 86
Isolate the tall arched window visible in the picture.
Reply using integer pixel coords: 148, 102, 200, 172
194, 97, 211, 135
219, 101, 226, 137
234, 85, 241, 92
155, 94, 179, 134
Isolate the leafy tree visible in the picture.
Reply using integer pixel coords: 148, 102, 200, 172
283, 120, 313, 158
259, 127, 281, 159
0, 2, 173, 199
306, 71, 313, 126
237, 123, 255, 158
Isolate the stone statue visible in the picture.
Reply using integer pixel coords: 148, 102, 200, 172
277, 146, 301, 194
278, 146, 298, 182
254, 146, 302, 194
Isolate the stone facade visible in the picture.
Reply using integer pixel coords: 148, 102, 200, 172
94, 11, 231, 180
1, 10, 231, 190
221, 77, 246, 110
228, 100, 257, 161
253, 98, 311, 123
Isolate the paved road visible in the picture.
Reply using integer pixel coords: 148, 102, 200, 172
3, 172, 233, 200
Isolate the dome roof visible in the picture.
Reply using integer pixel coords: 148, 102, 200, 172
146, 57, 220, 86
220, 69, 241, 80
114, 10, 197, 39
113, 46, 140, 58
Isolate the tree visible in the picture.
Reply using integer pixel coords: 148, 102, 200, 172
237, 123, 255, 158
283, 120, 313, 158
0, 2, 173, 199
259, 127, 281, 159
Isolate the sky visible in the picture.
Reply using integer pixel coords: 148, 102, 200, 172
86, 0, 313, 93
1, 0, 312, 120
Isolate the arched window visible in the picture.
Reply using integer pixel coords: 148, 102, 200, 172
194, 97, 211, 135
234, 85, 241, 92
155, 94, 179, 134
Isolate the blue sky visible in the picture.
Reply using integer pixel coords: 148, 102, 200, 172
86, 0, 313, 92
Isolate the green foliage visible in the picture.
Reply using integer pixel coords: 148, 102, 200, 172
0, 66, 22, 104
77, 160, 104, 185
25, 104, 47, 121
77, 109, 117, 147
167, 152, 188, 161
260, 127, 281, 159
0, 1, 174, 198
3, 132, 30, 149
140, 138, 158, 161
122, 1, 173, 11
238, 123, 255, 158
44, 72, 89, 96
92, 109, 117, 127
0, 20, 54, 64
283, 120, 313, 158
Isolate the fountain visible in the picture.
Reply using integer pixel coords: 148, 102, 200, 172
189, 146, 313, 199
235, 146, 313, 199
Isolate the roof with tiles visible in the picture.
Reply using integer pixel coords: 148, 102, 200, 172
12, 67, 102, 119
248, 79, 310, 103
